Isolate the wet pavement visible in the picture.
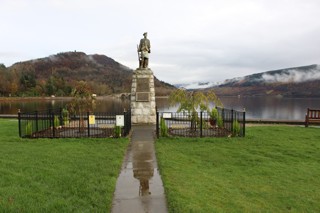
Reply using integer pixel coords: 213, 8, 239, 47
111, 125, 168, 213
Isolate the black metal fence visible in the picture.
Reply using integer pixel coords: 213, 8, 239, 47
156, 107, 245, 138
18, 108, 131, 138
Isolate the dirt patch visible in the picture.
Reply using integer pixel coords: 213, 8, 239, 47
29, 127, 116, 138
169, 127, 232, 137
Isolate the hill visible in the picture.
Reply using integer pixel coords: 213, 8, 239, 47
0, 52, 175, 97
211, 64, 320, 97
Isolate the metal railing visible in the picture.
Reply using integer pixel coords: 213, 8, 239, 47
156, 107, 245, 138
18, 108, 131, 138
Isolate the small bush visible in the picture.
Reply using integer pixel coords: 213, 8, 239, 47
114, 125, 121, 138
217, 115, 224, 128
209, 107, 226, 129
62, 108, 69, 125
210, 108, 218, 120
160, 117, 169, 137
232, 120, 241, 136
25, 121, 33, 136
54, 115, 60, 127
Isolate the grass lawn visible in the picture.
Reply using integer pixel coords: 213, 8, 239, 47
0, 119, 128, 212
156, 126, 320, 212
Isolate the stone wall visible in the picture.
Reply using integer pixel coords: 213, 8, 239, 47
130, 68, 156, 124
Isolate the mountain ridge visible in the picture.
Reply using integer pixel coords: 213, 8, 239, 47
0, 51, 175, 97
2, 54, 319, 98
212, 64, 320, 97
221, 64, 319, 86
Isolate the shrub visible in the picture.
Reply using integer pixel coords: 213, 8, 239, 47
217, 115, 224, 128
114, 125, 121, 138
54, 115, 60, 127
25, 121, 33, 136
209, 108, 224, 128
62, 108, 69, 125
160, 117, 169, 137
232, 120, 241, 136
210, 108, 218, 120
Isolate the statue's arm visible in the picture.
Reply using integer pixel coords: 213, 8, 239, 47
138, 39, 143, 51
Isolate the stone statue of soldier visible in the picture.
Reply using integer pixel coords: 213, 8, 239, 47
138, 32, 151, 69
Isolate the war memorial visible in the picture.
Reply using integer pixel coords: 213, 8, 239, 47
130, 32, 157, 124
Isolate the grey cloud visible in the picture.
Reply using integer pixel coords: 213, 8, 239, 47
261, 66, 320, 83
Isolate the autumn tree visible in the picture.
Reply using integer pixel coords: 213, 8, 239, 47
67, 81, 95, 132
0, 67, 7, 96
0, 66, 19, 96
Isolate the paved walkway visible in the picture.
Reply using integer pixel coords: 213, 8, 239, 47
111, 125, 168, 213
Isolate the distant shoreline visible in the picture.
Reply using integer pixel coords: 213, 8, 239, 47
0, 95, 117, 102
2, 95, 320, 102
0, 95, 170, 102
0, 97, 72, 102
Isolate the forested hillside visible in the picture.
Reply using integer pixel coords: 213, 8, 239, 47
0, 52, 175, 97
212, 64, 320, 97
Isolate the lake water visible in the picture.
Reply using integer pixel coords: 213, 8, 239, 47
1, 96, 319, 121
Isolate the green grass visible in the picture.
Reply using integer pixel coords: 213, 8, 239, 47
156, 126, 320, 212
0, 119, 128, 212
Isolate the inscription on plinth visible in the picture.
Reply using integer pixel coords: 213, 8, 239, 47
136, 78, 150, 102
131, 69, 156, 124
137, 78, 150, 92
136, 92, 150, 102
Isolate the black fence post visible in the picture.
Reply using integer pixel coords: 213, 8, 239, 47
243, 109, 246, 137
123, 109, 126, 137
127, 110, 131, 136
35, 111, 39, 133
49, 109, 52, 127
129, 110, 132, 134
129, 110, 132, 133
231, 109, 234, 133
123, 109, 128, 137
156, 111, 159, 138
124, 109, 131, 137
59, 108, 63, 126
122, 109, 130, 137
222, 108, 225, 128
78, 114, 81, 133
51, 112, 55, 138
18, 109, 21, 138
87, 111, 90, 137
200, 111, 203, 138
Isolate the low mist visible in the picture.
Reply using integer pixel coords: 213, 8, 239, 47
261, 65, 320, 83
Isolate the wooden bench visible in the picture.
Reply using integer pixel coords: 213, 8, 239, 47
305, 108, 320, 127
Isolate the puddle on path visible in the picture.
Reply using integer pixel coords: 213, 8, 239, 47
111, 125, 167, 213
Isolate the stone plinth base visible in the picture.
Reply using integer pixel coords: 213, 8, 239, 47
131, 68, 156, 124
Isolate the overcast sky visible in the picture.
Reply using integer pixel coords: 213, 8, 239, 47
1, 0, 320, 84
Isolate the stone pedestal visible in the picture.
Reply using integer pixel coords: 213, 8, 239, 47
131, 68, 156, 124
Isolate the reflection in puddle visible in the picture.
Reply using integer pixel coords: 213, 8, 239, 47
111, 125, 168, 213
132, 141, 154, 197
